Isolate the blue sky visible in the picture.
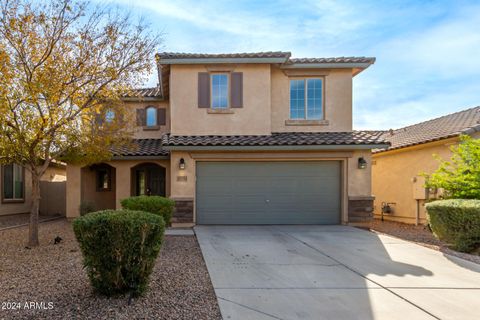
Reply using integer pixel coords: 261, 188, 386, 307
104, 0, 480, 130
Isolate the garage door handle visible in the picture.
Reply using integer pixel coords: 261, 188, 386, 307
265, 199, 270, 203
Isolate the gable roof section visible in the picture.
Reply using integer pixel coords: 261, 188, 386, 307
375, 106, 480, 153
162, 131, 388, 150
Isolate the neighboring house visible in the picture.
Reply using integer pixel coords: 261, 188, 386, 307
0, 162, 67, 216
66, 51, 388, 225
372, 106, 480, 225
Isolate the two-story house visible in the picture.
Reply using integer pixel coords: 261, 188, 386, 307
66, 51, 388, 225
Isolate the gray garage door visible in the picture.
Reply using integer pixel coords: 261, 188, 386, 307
196, 161, 341, 224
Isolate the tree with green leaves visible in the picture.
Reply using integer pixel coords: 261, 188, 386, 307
0, 0, 161, 246
426, 135, 480, 199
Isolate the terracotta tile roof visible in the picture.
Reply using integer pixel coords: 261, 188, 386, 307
288, 57, 375, 64
156, 52, 375, 66
112, 139, 169, 157
157, 51, 291, 60
375, 106, 480, 153
122, 87, 163, 99
162, 131, 388, 147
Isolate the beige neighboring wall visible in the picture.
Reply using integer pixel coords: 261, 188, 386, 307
170, 64, 272, 135
372, 138, 456, 224
41, 165, 67, 182
0, 168, 33, 216
0, 165, 66, 216
169, 149, 374, 224
271, 67, 353, 132
66, 159, 170, 218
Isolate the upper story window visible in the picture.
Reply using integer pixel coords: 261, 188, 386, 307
211, 74, 229, 109
290, 78, 323, 120
198, 72, 242, 109
2, 164, 24, 202
146, 106, 157, 126
105, 110, 115, 123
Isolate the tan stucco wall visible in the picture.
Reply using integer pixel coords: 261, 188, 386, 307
169, 64, 272, 135
66, 159, 170, 217
348, 150, 372, 197
372, 138, 457, 224
271, 67, 353, 132
169, 149, 373, 224
168, 64, 354, 136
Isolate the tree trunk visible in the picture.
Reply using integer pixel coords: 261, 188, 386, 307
28, 171, 41, 247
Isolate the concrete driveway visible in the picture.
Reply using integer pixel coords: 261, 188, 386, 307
195, 225, 480, 320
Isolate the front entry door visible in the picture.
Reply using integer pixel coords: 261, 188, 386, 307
133, 164, 166, 196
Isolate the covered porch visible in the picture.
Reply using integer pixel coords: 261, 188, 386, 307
67, 159, 170, 216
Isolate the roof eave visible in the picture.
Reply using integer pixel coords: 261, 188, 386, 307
163, 144, 389, 151
111, 155, 170, 160
159, 57, 289, 65
281, 62, 374, 70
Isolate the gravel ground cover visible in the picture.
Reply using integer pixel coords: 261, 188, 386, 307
0, 213, 61, 230
369, 219, 480, 265
0, 219, 221, 320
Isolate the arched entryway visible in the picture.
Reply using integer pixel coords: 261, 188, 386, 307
80, 163, 116, 211
131, 163, 166, 196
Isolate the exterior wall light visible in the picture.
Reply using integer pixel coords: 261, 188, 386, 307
179, 158, 186, 170
358, 157, 367, 169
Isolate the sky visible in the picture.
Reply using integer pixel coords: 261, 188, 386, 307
101, 0, 480, 130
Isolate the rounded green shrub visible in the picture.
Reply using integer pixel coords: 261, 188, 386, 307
121, 196, 175, 226
426, 199, 480, 253
73, 210, 165, 296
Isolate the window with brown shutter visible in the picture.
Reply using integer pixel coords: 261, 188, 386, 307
136, 108, 146, 126
231, 72, 243, 108
157, 108, 166, 125
198, 73, 210, 108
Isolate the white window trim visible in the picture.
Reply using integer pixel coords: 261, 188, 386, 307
289, 77, 325, 120
210, 73, 230, 109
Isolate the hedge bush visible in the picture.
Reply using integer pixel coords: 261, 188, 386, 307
73, 210, 165, 296
79, 201, 95, 216
121, 196, 175, 226
426, 199, 480, 252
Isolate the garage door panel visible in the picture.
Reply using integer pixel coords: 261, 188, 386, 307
196, 161, 341, 225
197, 178, 233, 195
234, 178, 266, 193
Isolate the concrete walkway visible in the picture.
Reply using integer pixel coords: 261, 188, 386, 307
195, 225, 480, 320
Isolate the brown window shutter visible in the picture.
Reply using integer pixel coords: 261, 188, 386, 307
231, 72, 243, 108
198, 72, 210, 108
95, 113, 104, 125
136, 108, 146, 126
157, 108, 166, 125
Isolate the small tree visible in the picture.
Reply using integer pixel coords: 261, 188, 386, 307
425, 135, 480, 199
0, 0, 161, 246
